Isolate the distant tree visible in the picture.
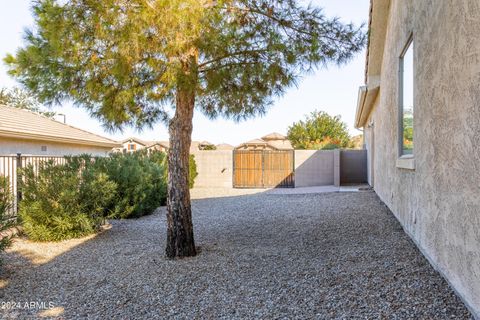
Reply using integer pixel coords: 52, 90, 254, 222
349, 134, 364, 149
5, 0, 366, 258
0, 87, 55, 117
402, 111, 413, 151
199, 144, 217, 151
288, 111, 351, 149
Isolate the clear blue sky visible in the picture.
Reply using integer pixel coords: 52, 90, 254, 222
0, 0, 369, 145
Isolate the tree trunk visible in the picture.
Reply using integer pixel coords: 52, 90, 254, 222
165, 86, 197, 259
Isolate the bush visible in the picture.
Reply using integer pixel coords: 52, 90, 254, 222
0, 177, 14, 261
17, 150, 199, 240
189, 154, 198, 189
97, 151, 198, 218
95, 151, 168, 219
19, 158, 117, 241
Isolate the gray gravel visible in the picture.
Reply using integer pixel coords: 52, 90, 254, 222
0, 190, 472, 319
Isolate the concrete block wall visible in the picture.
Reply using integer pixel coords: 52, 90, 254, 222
294, 150, 335, 187
334, 150, 341, 187
340, 150, 368, 184
191, 150, 233, 188
192, 149, 367, 188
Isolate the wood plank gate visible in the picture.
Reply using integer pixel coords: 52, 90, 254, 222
233, 150, 295, 188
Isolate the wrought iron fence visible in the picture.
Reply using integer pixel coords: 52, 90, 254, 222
0, 154, 66, 215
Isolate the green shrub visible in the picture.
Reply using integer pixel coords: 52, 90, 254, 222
99, 151, 197, 217
18, 150, 199, 241
19, 158, 117, 241
96, 150, 168, 219
0, 177, 14, 261
189, 154, 198, 189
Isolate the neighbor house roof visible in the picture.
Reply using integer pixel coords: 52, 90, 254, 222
355, 0, 390, 128
126, 138, 213, 152
216, 143, 234, 150
236, 134, 293, 150
146, 141, 170, 149
122, 137, 150, 146
261, 132, 287, 141
266, 139, 293, 150
242, 139, 268, 146
0, 105, 120, 148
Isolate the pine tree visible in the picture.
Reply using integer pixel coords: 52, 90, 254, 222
5, 0, 366, 258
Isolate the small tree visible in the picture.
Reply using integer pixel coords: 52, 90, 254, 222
349, 134, 364, 149
288, 110, 351, 149
0, 87, 55, 117
5, 0, 365, 258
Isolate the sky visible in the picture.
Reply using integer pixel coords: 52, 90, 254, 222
0, 0, 369, 146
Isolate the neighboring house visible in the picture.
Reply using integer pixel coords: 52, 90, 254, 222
118, 137, 151, 153
355, 0, 479, 316
0, 105, 119, 156
236, 132, 293, 150
117, 137, 214, 153
215, 143, 234, 150
146, 141, 170, 153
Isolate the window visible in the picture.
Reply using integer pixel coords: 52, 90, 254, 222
399, 36, 414, 157
128, 144, 136, 151
41, 146, 47, 152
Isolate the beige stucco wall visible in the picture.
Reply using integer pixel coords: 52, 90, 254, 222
191, 150, 233, 188
0, 137, 112, 156
192, 149, 366, 189
294, 150, 335, 187
340, 150, 368, 185
365, 0, 480, 315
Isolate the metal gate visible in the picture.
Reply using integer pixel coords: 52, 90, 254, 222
233, 150, 294, 188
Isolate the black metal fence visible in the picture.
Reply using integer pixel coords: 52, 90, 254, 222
0, 154, 66, 215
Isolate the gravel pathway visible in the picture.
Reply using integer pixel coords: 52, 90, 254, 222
0, 190, 472, 319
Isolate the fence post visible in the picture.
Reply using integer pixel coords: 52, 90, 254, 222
16, 153, 22, 212
334, 149, 341, 187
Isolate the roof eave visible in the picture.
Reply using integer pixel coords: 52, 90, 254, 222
0, 131, 120, 148
365, 0, 390, 83
355, 0, 389, 129
355, 85, 380, 129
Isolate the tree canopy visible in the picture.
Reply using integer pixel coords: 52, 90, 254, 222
0, 87, 55, 117
287, 110, 352, 149
5, 0, 366, 130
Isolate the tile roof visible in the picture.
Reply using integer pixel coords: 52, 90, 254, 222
261, 132, 287, 141
0, 105, 120, 148
216, 143, 234, 150
121, 137, 150, 146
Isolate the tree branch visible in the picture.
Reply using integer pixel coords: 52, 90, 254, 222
198, 49, 268, 69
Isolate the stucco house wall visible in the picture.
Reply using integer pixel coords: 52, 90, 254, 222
0, 137, 111, 156
362, 0, 480, 315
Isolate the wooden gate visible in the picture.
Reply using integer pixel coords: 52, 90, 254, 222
233, 150, 295, 188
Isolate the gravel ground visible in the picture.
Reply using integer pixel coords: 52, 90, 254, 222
0, 189, 472, 319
